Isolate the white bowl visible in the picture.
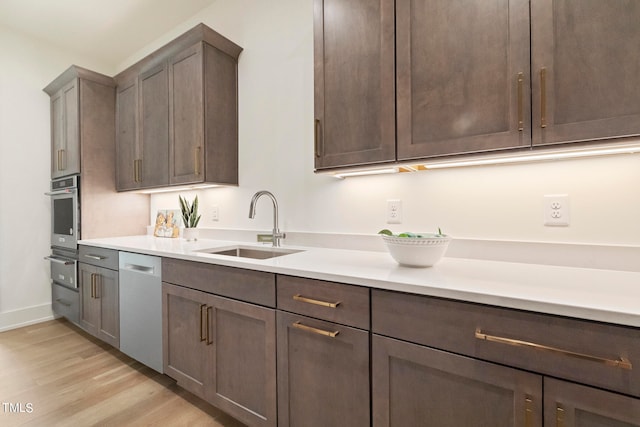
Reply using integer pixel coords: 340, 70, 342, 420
381, 234, 451, 267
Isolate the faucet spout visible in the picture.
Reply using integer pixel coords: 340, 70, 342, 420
249, 190, 285, 247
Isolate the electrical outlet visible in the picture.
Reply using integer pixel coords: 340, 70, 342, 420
211, 206, 219, 222
387, 199, 402, 224
543, 195, 569, 226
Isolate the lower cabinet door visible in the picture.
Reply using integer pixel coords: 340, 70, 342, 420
206, 296, 277, 427
79, 263, 100, 337
544, 378, 640, 427
277, 311, 370, 427
162, 283, 211, 399
372, 334, 542, 427
96, 268, 119, 348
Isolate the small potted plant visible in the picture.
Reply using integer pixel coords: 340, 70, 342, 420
179, 195, 201, 241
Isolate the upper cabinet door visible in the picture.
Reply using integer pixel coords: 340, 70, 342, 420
51, 79, 80, 178
314, 0, 396, 170
396, 0, 531, 160
169, 43, 204, 185
531, 0, 640, 146
138, 64, 170, 188
115, 80, 139, 191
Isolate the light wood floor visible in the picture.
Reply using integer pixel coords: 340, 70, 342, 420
0, 319, 246, 427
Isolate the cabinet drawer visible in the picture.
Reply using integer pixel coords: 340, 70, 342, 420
79, 245, 118, 270
162, 258, 275, 307
372, 289, 640, 398
52, 283, 79, 324
277, 275, 369, 329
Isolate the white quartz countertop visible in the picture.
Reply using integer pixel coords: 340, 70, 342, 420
79, 235, 640, 328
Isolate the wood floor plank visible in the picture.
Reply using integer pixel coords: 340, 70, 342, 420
0, 319, 246, 426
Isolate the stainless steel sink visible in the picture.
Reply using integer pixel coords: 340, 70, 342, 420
197, 245, 303, 260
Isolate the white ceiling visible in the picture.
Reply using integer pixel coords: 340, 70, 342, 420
0, 0, 217, 68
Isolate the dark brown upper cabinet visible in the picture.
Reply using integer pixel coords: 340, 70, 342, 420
313, 0, 396, 170
115, 24, 242, 191
396, 0, 531, 160
531, 0, 640, 146
315, 0, 640, 170
44, 66, 115, 179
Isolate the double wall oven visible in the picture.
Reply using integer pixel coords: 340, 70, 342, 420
45, 175, 80, 323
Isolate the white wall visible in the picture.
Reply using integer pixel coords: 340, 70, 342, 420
0, 26, 112, 331
146, 0, 640, 247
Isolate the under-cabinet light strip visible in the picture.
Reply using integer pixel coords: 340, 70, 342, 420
137, 184, 221, 194
331, 143, 640, 178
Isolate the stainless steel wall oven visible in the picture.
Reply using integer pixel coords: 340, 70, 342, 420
47, 175, 80, 250
46, 175, 80, 323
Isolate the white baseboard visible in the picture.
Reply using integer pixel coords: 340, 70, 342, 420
0, 303, 55, 333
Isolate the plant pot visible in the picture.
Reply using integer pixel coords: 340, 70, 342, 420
183, 228, 199, 242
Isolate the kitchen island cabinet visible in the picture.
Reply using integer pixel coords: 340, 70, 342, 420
115, 23, 242, 191
162, 261, 276, 427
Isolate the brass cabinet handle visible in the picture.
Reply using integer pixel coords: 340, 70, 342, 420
206, 306, 213, 345
194, 146, 201, 175
292, 321, 339, 338
199, 304, 207, 342
90, 274, 95, 298
556, 406, 565, 427
517, 72, 524, 131
57, 150, 61, 171
60, 149, 66, 170
293, 294, 341, 308
475, 329, 632, 370
94, 275, 100, 299
525, 396, 533, 427
540, 67, 547, 128
314, 119, 322, 158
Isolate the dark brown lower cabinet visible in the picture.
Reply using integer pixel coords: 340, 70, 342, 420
544, 378, 640, 427
372, 334, 543, 427
277, 311, 370, 427
162, 282, 276, 427
78, 262, 119, 348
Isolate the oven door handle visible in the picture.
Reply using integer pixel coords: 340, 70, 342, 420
44, 256, 76, 266
45, 189, 77, 196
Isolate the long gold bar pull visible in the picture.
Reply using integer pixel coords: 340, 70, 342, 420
57, 150, 61, 171
194, 146, 201, 175
94, 275, 100, 299
314, 119, 322, 158
90, 274, 95, 298
556, 405, 565, 427
199, 304, 206, 342
206, 306, 213, 345
293, 294, 341, 308
525, 396, 533, 427
475, 329, 632, 370
540, 67, 547, 128
517, 72, 524, 131
292, 321, 339, 338
60, 149, 66, 170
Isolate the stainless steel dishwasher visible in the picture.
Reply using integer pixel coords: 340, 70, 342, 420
119, 252, 163, 373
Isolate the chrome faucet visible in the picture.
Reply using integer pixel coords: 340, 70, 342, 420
249, 190, 285, 247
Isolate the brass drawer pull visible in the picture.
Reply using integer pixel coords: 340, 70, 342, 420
517, 72, 524, 131
292, 321, 339, 338
293, 294, 340, 308
475, 329, 632, 370
84, 254, 107, 261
